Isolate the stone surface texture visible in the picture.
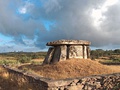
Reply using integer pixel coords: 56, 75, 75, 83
68, 45, 83, 59
43, 40, 91, 64
47, 40, 91, 46
4, 66, 120, 90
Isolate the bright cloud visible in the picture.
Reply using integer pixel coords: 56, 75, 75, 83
91, 0, 119, 27
18, 7, 27, 14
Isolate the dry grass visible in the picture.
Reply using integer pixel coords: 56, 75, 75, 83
106, 65, 120, 73
0, 59, 120, 89
0, 66, 8, 77
0, 55, 16, 61
18, 59, 120, 80
0, 66, 40, 90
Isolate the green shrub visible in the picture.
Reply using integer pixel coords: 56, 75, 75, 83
110, 56, 120, 62
31, 54, 39, 59
18, 56, 31, 63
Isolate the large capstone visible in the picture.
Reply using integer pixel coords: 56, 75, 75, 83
43, 40, 91, 64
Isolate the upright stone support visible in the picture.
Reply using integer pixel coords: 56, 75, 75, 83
51, 46, 61, 63
68, 45, 83, 59
59, 45, 67, 61
87, 46, 91, 58
43, 40, 91, 64
43, 47, 54, 64
83, 45, 87, 59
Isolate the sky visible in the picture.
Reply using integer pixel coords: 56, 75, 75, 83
0, 0, 120, 52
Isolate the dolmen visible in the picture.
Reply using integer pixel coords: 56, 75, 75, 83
43, 40, 91, 64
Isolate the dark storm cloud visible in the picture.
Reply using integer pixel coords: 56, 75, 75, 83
0, 0, 120, 50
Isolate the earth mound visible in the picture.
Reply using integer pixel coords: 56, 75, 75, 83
18, 59, 117, 79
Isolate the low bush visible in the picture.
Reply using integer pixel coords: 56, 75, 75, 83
109, 56, 120, 62
18, 56, 31, 63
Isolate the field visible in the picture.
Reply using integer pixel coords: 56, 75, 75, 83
0, 51, 120, 89
0, 52, 46, 66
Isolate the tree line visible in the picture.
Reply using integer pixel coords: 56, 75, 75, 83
90, 49, 120, 61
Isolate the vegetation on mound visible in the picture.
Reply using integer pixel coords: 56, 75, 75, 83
18, 59, 118, 80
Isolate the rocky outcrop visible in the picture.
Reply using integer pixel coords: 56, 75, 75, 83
47, 73, 120, 90
43, 40, 91, 64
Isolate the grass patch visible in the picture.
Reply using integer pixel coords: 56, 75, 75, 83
0, 60, 19, 66
99, 59, 120, 65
